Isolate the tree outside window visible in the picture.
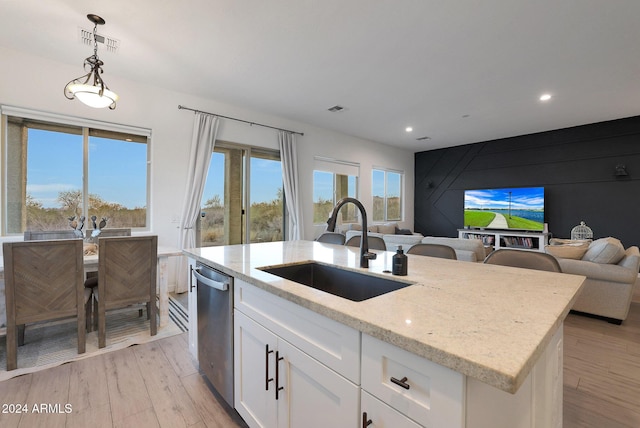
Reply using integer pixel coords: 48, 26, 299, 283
5, 116, 148, 234
313, 171, 358, 224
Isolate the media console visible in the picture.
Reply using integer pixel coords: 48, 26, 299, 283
458, 229, 550, 253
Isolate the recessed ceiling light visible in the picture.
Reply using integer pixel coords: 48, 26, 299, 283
405, 126, 413, 133
539, 93, 552, 101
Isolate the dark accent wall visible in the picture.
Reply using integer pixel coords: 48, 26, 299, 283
414, 115, 640, 248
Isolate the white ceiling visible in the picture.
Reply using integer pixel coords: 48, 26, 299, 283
2, 0, 640, 152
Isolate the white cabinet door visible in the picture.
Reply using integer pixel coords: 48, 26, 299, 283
187, 258, 198, 359
235, 311, 278, 428
361, 391, 422, 428
277, 338, 359, 428
235, 310, 359, 428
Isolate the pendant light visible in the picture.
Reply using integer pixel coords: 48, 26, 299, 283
64, 14, 118, 109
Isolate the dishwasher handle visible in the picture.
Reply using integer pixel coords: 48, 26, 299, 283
193, 268, 229, 291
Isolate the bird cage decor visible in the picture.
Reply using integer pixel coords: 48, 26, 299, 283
571, 221, 593, 240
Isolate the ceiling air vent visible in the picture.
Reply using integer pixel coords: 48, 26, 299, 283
327, 105, 345, 112
78, 27, 120, 54
416, 136, 431, 141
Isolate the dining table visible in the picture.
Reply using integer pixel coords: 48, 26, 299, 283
0, 245, 183, 332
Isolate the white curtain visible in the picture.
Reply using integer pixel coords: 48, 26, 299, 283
176, 112, 219, 292
279, 131, 303, 240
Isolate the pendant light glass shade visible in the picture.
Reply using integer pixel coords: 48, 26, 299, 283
66, 83, 119, 109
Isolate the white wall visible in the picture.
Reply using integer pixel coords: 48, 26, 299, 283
0, 46, 414, 285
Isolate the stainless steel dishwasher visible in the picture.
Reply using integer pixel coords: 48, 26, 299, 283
192, 262, 234, 408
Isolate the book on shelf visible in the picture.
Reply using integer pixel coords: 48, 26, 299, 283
502, 236, 535, 249
462, 233, 494, 245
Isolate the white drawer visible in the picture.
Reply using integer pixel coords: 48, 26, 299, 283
234, 278, 361, 383
361, 334, 465, 428
361, 391, 422, 427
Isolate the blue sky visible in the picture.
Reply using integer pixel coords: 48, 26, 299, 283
202, 152, 283, 206
372, 170, 401, 197
464, 187, 545, 210
27, 129, 146, 208
28, 130, 283, 209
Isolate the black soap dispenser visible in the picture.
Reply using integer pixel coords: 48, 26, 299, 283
392, 245, 408, 276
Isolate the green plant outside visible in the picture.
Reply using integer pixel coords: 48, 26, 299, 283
465, 210, 543, 229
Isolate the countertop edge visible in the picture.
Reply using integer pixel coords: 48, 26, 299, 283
184, 247, 584, 394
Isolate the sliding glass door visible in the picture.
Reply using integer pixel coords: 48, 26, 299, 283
198, 143, 284, 247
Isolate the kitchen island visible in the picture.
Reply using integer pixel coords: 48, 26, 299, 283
184, 240, 585, 427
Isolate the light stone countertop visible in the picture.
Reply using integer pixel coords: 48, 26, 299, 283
184, 240, 585, 394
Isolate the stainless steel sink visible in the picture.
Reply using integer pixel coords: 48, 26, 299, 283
258, 261, 411, 302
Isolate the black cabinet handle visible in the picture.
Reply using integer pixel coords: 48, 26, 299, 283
265, 344, 274, 390
390, 376, 410, 390
362, 412, 372, 427
275, 351, 284, 400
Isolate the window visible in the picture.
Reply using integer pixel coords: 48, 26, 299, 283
3, 111, 150, 234
199, 144, 284, 247
312, 158, 359, 225
372, 168, 403, 222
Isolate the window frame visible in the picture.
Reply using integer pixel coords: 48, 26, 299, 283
312, 157, 360, 225
372, 167, 404, 222
0, 105, 151, 235
197, 141, 286, 247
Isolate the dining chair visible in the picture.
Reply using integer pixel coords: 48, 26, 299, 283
345, 235, 387, 251
83, 228, 132, 317
22, 232, 92, 337
483, 249, 562, 272
95, 235, 158, 348
407, 243, 457, 260
316, 232, 346, 245
3, 239, 87, 370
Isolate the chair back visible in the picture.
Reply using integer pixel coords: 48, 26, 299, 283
316, 232, 346, 245
407, 243, 457, 260
345, 235, 387, 251
24, 230, 78, 240
97, 235, 157, 347
483, 249, 562, 272
3, 239, 85, 369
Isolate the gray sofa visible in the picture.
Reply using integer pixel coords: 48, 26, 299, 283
344, 229, 424, 251
343, 230, 486, 263
420, 236, 486, 262
551, 237, 640, 323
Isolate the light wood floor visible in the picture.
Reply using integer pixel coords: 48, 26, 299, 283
564, 287, 640, 427
1, 290, 639, 427
0, 333, 246, 428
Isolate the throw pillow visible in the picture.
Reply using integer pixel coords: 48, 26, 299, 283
367, 225, 379, 233
582, 237, 626, 264
395, 227, 413, 235
377, 223, 397, 234
545, 243, 589, 259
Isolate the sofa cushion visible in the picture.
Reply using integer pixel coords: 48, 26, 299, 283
367, 225, 379, 233
582, 237, 626, 264
377, 222, 398, 234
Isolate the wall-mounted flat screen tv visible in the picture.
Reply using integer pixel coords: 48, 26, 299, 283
464, 187, 545, 231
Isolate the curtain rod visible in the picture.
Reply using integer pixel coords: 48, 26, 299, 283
178, 105, 304, 136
